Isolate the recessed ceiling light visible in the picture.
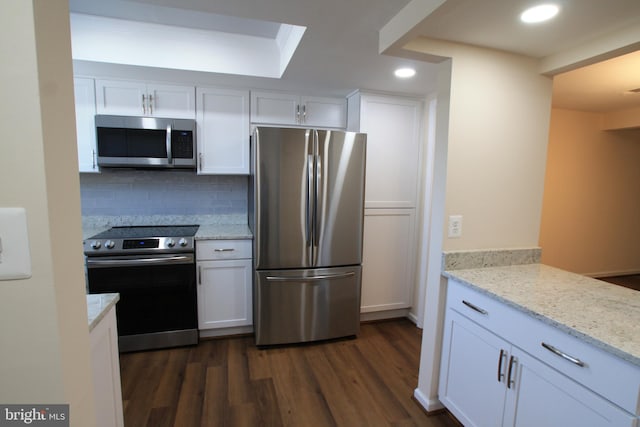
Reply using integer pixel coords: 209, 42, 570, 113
394, 68, 416, 78
520, 4, 559, 23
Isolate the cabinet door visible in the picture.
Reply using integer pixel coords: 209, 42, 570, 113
358, 95, 423, 208
301, 96, 346, 129
250, 91, 299, 125
439, 309, 509, 427
148, 83, 195, 119
90, 307, 124, 427
197, 259, 252, 329
505, 349, 636, 427
361, 209, 415, 312
196, 87, 250, 174
95, 79, 146, 116
74, 77, 99, 173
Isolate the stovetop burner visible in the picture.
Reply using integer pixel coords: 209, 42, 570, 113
84, 225, 199, 256
91, 225, 199, 239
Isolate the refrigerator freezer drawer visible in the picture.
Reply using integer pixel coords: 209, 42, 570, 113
254, 266, 361, 346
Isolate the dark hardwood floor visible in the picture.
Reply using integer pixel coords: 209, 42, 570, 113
599, 274, 640, 292
119, 319, 461, 427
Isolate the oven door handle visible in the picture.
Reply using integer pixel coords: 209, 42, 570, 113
86, 254, 194, 268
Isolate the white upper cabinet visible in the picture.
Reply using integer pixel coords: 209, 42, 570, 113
196, 87, 250, 175
347, 92, 423, 208
251, 91, 346, 129
74, 77, 99, 173
95, 79, 195, 119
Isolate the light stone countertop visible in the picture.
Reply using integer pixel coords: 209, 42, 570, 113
195, 223, 252, 240
443, 264, 640, 367
87, 293, 119, 332
82, 214, 252, 241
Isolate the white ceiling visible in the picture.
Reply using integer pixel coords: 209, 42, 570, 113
69, 0, 640, 110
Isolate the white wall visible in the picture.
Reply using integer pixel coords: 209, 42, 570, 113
0, 1, 96, 425
404, 38, 553, 411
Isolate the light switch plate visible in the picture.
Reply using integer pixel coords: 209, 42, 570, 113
0, 208, 32, 280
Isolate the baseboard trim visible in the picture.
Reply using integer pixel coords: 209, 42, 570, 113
413, 388, 444, 413
360, 308, 410, 322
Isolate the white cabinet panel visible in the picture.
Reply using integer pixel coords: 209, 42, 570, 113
507, 348, 636, 427
361, 209, 415, 312
301, 96, 347, 129
196, 239, 253, 331
90, 306, 124, 427
196, 87, 250, 175
95, 79, 195, 119
251, 91, 346, 129
251, 91, 299, 125
439, 309, 509, 427
348, 93, 423, 208
74, 77, 99, 173
149, 83, 196, 119
197, 259, 252, 329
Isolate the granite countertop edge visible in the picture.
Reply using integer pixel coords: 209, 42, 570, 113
87, 293, 120, 332
82, 215, 253, 240
443, 264, 640, 367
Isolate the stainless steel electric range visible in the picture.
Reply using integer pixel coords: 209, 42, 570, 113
84, 225, 199, 352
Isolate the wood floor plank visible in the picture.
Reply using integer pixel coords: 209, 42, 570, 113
201, 365, 227, 426
119, 319, 462, 427
251, 378, 284, 427
173, 362, 205, 427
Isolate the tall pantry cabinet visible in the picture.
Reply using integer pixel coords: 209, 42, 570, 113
347, 92, 424, 318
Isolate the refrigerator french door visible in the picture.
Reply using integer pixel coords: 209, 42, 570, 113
251, 127, 366, 346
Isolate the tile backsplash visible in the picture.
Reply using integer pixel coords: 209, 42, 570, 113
80, 170, 248, 216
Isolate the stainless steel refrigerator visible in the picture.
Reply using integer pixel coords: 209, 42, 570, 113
249, 127, 366, 346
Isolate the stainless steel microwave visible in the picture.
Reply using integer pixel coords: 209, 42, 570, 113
95, 115, 196, 169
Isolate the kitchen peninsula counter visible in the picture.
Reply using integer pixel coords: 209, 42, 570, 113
86, 292, 119, 332
443, 263, 640, 366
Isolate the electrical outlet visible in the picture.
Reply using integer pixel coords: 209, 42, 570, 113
448, 215, 462, 238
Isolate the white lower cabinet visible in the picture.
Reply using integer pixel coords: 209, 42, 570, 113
90, 305, 124, 427
196, 240, 252, 331
439, 280, 638, 427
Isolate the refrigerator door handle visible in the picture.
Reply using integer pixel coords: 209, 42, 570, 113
306, 154, 314, 257
265, 272, 356, 281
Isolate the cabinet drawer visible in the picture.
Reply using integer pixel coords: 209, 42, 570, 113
447, 278, 640, 416
196, 239, 251, 260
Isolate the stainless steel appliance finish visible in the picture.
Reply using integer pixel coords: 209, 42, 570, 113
95, 115, 196, 169
250, 127, 366, 346
85, 225, 199, 352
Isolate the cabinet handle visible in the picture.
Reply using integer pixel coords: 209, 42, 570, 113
149, 94, 153, 115
296, 104, 300, 123
302, 104, 306, 123
497, 349, 506, 383
142, 94, 146, 115
541, 342, 586, 367
199, 153, 203, 171
507, 355, 517, 389
198, 265, 202, 285
214, 248, 235, 252
462, 300, 488, 315
92, 149, 96, 170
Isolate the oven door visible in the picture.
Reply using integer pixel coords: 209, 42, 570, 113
86, 253, 197, 351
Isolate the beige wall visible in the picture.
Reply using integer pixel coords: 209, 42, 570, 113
0, 1, 95, 425
406, 38, 553, 251
540, 108, 640, 276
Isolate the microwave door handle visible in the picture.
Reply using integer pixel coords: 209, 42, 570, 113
166, 124, 172, 164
